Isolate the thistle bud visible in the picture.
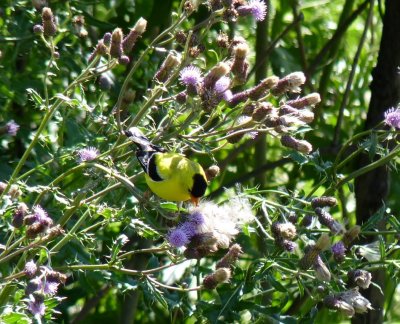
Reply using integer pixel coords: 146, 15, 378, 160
252, 102, 273, 121
110, 28, 123, 59
203, 268, 231, 290
331, 241, 346, 263
42, 7, 57, 37
33, 24, 44, 35
311, 196, 337, 208
277, 239, 297, 252
98, 74, 112, 91
231, 43, 249, 85
210, 0, 223, 10
271, 72, 306, 96
288, 212, 298, 224
315, 208, 344, 235
176, 91, 187, 104
154, 54, 181, 82
26, 222, 46, 238
46, 225, 65, 239
243, 103, 256, 116
348, 269, 372, 289
203, 62, 230, 90
216, 244, 243, 269
88, 40, 108, 63
46, 270, 67, 284
205, 165, 220, 181
343, 225, 361, 247
12, 202, 28, 228
313, 255, 331, 282
248, 76, 279, 100
280, 135, 313, 154
286, 93, 321, 109
122, 17, 147, 53
118, 55, 130, 65
103, 32, 112, 46
223, 8, 239, 22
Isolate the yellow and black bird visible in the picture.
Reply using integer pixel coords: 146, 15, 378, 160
125, 127, 207, 205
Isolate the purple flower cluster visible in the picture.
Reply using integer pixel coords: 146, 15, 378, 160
6, 120, 20, 136
168, 211, 205, 248
180, 66, 202, 87
237, 0, 267, 22
384, 108, 400, 129
77, 146, 100, 163
24, 262, 67, 317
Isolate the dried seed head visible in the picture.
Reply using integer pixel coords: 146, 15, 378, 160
248, 76, 279, 100
175, 31, 187, 45
26, 222, 47, 238
315, 208, 344, 235
271, 222, 297, 240
348, 269, 372, 289
311, 196, 338, 208
217, 31, 230, 48
324, 295, 355, 317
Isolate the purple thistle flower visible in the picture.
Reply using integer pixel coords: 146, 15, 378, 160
384, 108, 400, 129
222, 90, 233, 101
33, 205, 53, 227
6, 120, 19, 136
188, 211, 205, 226
332, 241, 346, 262
43, 280, 59, 295
24, 260, 38, 278
77, 146, 100, 163
237, 0, 267, 22
214, 76, 231, 94
27, 294, 45, 317
168, 228, 189, 248
179, 221, 197, 239
179, 66, 202, 86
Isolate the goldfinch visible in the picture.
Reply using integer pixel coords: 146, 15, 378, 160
125, 127, 208, 205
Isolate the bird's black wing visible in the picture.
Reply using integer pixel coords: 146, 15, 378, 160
125, 127, 165, 181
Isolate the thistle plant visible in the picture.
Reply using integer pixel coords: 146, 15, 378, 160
1, 0, 400, 323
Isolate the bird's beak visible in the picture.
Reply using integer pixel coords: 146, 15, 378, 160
190, 195, 200, 206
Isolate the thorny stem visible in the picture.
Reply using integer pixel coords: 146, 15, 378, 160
0, 56, 100, 201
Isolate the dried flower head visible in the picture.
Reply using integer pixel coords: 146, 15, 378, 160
203, 267, 231, 289
313, 255, 331, 282
340, 288, 373, 314
271, 72, 306, 96
311, 196, 337, 208
205, 165, 220, 181
314, 208, 344, 235
286, 93, 321, 109
324, 295, 355, 317
348, 269, 372, 289
216, 243, 243, 268
280, 135, 313, 154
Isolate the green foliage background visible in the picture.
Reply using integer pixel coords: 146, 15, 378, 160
1, 0, 399, 323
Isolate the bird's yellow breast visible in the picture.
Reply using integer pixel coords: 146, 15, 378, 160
144, 152, 205, 202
